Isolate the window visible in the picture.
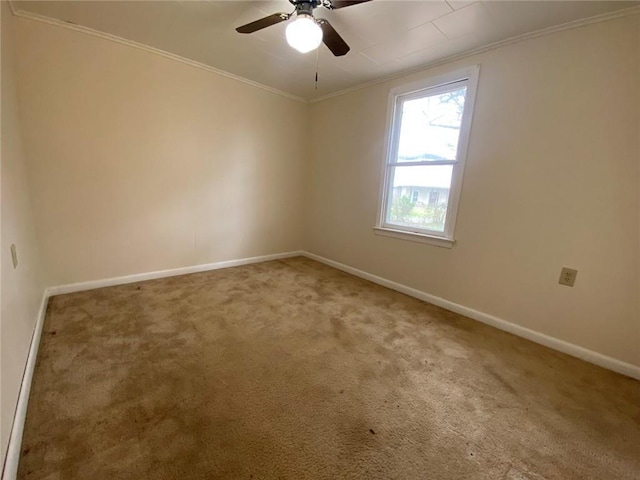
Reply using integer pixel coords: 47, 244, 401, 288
375, 66, 479, 248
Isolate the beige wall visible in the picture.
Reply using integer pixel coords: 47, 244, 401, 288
14, 16, 307, 286
1, 2, 47, 462
307, 15, 640, 367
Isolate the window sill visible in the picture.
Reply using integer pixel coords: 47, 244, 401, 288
372, 227, 455, 249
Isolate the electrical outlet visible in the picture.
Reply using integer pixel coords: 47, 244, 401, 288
559, 267, 577, 287
10, 244, 18, 269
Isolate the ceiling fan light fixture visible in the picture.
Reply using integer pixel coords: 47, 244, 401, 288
286, 13, 323, 53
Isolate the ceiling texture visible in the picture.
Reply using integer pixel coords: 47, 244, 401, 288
11, 0, 639, 101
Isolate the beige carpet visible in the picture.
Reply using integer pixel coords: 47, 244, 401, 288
18, 257, 640, 479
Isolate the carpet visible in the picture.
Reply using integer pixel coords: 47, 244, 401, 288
18, 257, 640, 479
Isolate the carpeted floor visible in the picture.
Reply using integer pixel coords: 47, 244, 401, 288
18, 257, 640, 479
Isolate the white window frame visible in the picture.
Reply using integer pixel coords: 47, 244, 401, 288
374, 65, 480, 248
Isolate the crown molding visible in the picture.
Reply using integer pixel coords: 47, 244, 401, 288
308, 5, 640, 103
7, 1, 640, 105
8, 3, 309, 104
7, 0, 17, 15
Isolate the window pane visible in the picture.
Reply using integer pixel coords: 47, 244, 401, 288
396, 87, 467, 162
386, 165, 453, 233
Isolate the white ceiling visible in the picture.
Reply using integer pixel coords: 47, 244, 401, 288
12, 0, 638, 101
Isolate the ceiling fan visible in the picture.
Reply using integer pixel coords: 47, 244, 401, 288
236, 0, 372, 56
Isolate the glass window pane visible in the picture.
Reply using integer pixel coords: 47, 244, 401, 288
396, 87, 467, 162
386, 165, 453, 233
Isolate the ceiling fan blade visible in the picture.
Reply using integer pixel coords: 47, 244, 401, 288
329, 0, 372, 9
236, 13, 290, 34
317, 19, 350, 56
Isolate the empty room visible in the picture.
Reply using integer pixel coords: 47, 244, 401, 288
1, 0, 639, 478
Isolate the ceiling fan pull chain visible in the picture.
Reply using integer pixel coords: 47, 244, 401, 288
315, 45, 320, 90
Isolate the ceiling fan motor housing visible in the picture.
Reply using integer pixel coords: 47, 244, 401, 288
292, 1, 318, 16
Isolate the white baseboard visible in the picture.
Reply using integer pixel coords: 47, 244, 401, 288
301, 252, 640, 381
3, 249, 637, 480
2, 292, 49, 480
47, 251, 304, 296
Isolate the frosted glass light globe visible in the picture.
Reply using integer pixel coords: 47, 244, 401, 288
286, 15, 323, 53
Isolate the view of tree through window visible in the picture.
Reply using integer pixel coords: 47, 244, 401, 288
386, 85, 467, 233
